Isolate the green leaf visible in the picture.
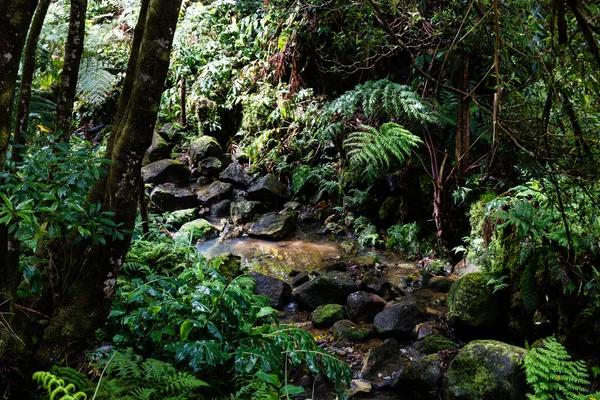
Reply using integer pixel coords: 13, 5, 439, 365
255, 370, 281, 387
180, 319, 194, 341
281, 384, 305, 396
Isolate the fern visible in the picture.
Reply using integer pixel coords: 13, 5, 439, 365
344, 122, 422, 182
94, 349, 209, 399
28, 90, 57, 133
32, 370, 88, 400
77, 58, 117, 108
524, 336, 591, 400
328, 78, 449, 125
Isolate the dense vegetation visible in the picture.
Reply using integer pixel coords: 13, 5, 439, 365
1, 0, 600, 398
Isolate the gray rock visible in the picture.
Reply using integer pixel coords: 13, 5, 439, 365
150, 183, 196, 212
247, 212, 295, 240
293, 271, 357, 311
196, 181, 233, 205
230, 200, 263, 225
346, 291, 387, 323
249, 273, 291, 309
392, 354, 445, 398
360, 270, 397, 300
373, 295, 428, 338
247, 174, 288, 203
188, 135, 222, 165
210, 199, 231, 217
412, 334, 458, 355
199, 156, 222, 175
360, 338, 399, 379
446, 340, 527, 400
142, 159, 190, 184
178, 218, 218, 241
219, 162, 252, 186
143, 131, 170, 165
291, 271, 310, 287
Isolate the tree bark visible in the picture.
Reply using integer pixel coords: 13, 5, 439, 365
35, 0, 183, 363
55, 0, 87, 138
13, 0, 52, 164
455, 53, 470, 180
0, 0, 39, 168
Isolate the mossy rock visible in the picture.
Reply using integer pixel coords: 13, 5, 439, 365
393, 353, 444, 398
413, 334, 459, 355
164, 208, 199, 227
188, 135, 222, 164
330, 320, 370, 344
178, 218, 218, 241
312, 304, 346, 328
447, 272, 499, 329
446, 340, 527, 400
210, 253, 242, 281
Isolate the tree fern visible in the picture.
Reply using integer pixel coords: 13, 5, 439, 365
524, 336, 591, 400
77, 58, 117, 108
344, 122, 422, 182
328, 78, 449, 125
32, 370, 88, 400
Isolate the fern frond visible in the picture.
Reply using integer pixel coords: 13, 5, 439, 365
520, 250, 539, 314
77, 58, 117, 108
344, 122, 422, 182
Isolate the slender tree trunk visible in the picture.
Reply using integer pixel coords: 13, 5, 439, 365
55, 0, 87, 138
87, 0, 150, 205
455, 53, 470, 180
180, 75, 187, 127
35, 0, 183, 363
13, 0, 52, 163
0, 0, 39, 168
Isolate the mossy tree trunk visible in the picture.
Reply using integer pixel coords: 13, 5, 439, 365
0, 0, 183, 386
55, 0, 87, 137
35, 0, 183, 363
13, 0, 52, 163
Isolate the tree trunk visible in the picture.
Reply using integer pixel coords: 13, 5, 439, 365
55, 0, 87, 137
0, 0, 39, 167
13, 0, 52, 164
455, 53, 470, 180
35, 0, 183, 363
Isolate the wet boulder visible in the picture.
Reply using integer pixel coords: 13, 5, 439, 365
346, 291, 387, 322
412, 334, 459, 355
188, 135, 222, 165
249, 272, 291, 309
150, 183, 196, 212
373, 295, 428, 338
199, 156, 222, 176
293, 271, 357, 311
247, 212, 295, 240
359, 338, 399, 379
219, 162, 252, 187
330, 320, 370, 344
196, 181, 233, 205
163, 208, 199, 228
230, 200, 263, 225
247, 174, 288, 203
142, 159, 189, 184
143, 131, 170, 165
392, 354, 445, 398
210, 199, 231, 217
178, 218, 218, 241
312, 304, 346, 328
446, 340, 527, 400
447, 272, 501, 331
428, 276, 455, 292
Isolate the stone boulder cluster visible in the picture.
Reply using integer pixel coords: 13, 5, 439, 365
141, 130, 297, 241
252, 255, 530, 399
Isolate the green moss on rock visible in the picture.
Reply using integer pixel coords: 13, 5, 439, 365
447, 272, 498, 328
446, 340, 527, 400
312, 304, 346, 328
178, 218, 218, 241
418, 334, 459, 354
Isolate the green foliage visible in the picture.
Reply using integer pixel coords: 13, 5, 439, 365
524, 336, 591, 400
76, 58, 117, 109
92, 348, 208, 400
290, 163, 340, 202
107, 231, 351, 396
344, 122, 422, 183
386, 222, 420, 258
32, 369, 88, 400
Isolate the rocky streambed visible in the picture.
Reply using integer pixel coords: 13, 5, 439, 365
140, 129, 583, 399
